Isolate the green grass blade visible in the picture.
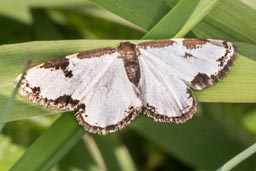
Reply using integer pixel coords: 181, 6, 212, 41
55, 9, 143, 39
0, 15, 32, 44
88, 0, 170, 30
190, 0, 256, 43
143, 0, 199, 39
174, 0, 219, 37
92, 134, 137, 171
217, 142, 256, 171
31, 8, 64, 40
57, 139, 97, 170
83, 135, 107, 171
9, 113, 84, 171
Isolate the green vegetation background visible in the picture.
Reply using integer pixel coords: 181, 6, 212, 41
0, 0, 256, 171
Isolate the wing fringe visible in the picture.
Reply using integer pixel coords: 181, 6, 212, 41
75, 105, 141, 135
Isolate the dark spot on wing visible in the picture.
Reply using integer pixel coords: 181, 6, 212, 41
184, 52, 194, 58
182, 39, 209, 49
77, 47, 116, 59
77, 103, 86, 112
217, 56, 226, 67
216, 42, 232, 67
222, 41, 228, 48
40, 58, 73, 78
41, 58, 69, 70
138, 39, 175, 49
191, 41, 238, 90
17, 78, 80, 111
191, 73, 211, 88
31, 86, 40, 95
64, 70, 73, 78
54, 95, 79, 106
216, 63, 229, 79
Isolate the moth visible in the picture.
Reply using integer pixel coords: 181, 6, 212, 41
14, 38, 238, 135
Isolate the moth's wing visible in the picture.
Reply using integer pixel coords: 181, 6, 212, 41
74, 57, 141, 135
15, 47, 117, 111
137, 38, 237, 123
15, 48, 141, 134
138, 38, 238, 90
138, 51, 196, 123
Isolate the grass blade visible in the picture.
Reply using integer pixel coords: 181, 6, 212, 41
192, 0, 256, 43
92, 134, 137, 171
143, 0, 199, 39
83, 135, 107, 171
88, 0, 170, 30
31, 8, 64, 40
217, 142, 256, 171
9, 113, 84, 171
175, 0, 219, 37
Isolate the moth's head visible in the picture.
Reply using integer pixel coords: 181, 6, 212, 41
117, 41, 141, 59
118, 41, 136, 51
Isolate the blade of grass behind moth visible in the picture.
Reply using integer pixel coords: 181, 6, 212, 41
9, 113, 84, 171
88, 0, 171, 30
142, 0, 199, 39
31, 8, 64, 40
192, 0, 256, 43
174, 0, 220, 38
83, 134, 107, 171
56, 9, 144, 39
0, 60, 31, 132
217, 141, 256, 171
92, 134, 137, 171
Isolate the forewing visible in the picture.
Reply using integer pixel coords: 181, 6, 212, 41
15, 47, 141, 134
75, 58, 141, 134
138, 52, 196, 123
15, 47, 117, 111
138, 38, 238, 90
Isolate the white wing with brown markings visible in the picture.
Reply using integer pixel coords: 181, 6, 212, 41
137, 38, 237, 122
14, 38, 238, 134
16, 47, 141, 134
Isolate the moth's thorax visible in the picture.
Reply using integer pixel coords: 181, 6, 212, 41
117, 41, 141, 87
